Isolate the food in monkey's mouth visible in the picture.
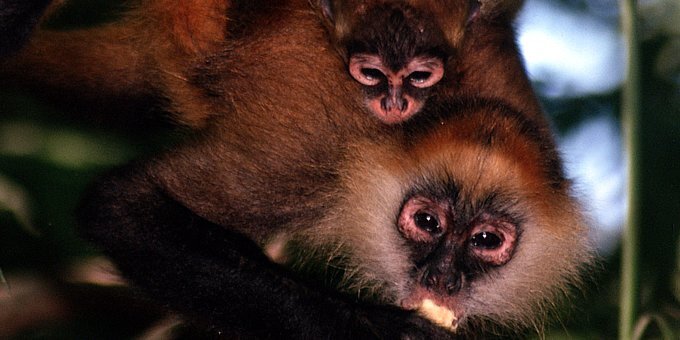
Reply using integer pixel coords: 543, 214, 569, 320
418, 299, 458, 331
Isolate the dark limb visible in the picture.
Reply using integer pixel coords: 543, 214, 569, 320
77, 164, 455, 339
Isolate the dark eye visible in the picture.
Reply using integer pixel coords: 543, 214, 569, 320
414, 212, 441, 234
361, 68, 384, 82
408, 71, 432, 84
470, 232, 502, 249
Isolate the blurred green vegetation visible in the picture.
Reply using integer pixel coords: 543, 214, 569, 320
0, 1, 679, 339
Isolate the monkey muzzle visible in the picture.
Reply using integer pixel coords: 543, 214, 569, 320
382, 86, 408, 113
377, 86, 416, 123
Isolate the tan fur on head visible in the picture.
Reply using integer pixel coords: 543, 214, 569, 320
291, 102, 594, 333
310, 142, 415, 300
401, 105, 595, 331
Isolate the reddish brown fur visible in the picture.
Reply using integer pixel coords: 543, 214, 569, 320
0, 0, 593, 336
2, 0, 229, 126
276, 99, 592, 334
321, 0, 546, 127
3, 0, 542, 129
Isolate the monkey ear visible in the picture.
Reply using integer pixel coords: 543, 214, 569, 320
312, 0, 352, 47
313, 0, 368, 30
479, 0, 525, 19
317, 0, 335, 22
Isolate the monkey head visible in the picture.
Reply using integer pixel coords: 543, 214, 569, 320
343, 5, 448, 125
277, 99, 593, 334
316, 0, 525, 124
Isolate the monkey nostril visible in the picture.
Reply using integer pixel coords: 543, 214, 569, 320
400, 99, 408, 112
423, 268, 439, 287
445, 275, 462, 295
427, 275, 438, 287
380, 98, 388, 111
423, 268, 462, 295
381, 97, 404, 113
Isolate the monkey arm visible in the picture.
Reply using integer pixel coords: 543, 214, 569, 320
0, 0, 159, 126
0, 0, 145, 90
77, 163, 456, 339
0, 0, 229, 127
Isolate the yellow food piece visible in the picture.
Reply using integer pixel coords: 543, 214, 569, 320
417, 299, 458, 332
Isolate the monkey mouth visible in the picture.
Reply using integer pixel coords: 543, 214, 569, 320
400, 289, 462, 332
418, 299, 459, 332
382, 108, 411, 123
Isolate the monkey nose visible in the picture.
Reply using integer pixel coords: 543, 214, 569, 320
380, 95, 408, 114
423, 267, 464, 296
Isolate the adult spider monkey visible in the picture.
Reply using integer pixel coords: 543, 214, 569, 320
0, 0, 593, 338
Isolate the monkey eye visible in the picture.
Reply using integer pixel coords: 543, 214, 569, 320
360, 68, 385, 84
470, 232, 502, 249
405, 57, 444, 88
398, 196, 449, 242
349, 54, 387, 87
414, 212, 441, 234
469, 219, 517, 266
408, 71, 433, 85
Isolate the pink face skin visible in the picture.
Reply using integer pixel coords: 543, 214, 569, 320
396, 195, 519, 327
349, 54, 444, 124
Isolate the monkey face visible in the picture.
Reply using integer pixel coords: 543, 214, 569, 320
318, 1, 463, 123
291, 100, 593, 333
396, 181, 525, 331
343, 2, 452, 124
349, 53, 444, 123
315, 0, 532, 125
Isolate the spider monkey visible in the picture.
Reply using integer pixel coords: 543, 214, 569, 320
76, 96, 592, 338
1, 0, 539, 127
318, 0, 532, 124
0, 0, 593, 338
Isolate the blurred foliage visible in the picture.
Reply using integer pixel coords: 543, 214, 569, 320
0, 0, 679, 339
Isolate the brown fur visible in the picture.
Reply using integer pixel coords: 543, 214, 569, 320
2, 0, 542, 128
288, 100, 592, 334
1, 0, 593, 336
2, 0, 229, 126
